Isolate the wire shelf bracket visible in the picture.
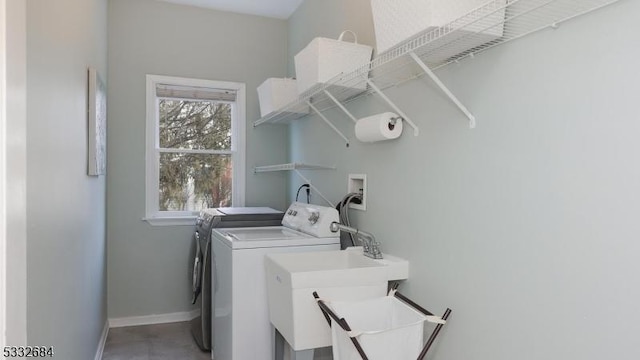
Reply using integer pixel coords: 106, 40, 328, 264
307, 100, 350, 147
293, 169, 334, 208
253, 162, 336, 207
365, 79, 419, 136
408, 52, 476, 128
324, 90, 358, 123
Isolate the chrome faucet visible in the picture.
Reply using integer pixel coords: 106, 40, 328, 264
329, 222, 383, 259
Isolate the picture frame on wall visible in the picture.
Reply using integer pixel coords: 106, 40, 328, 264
88, 67, 106, 176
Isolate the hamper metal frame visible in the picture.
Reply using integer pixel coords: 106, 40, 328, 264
313, 283, 452, 360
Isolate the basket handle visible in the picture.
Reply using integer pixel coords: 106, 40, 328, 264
338, 30, 358, 44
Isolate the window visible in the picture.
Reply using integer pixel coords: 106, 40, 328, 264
145, 75, 245, 225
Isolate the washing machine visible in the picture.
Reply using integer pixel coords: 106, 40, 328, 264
190, 207, 284, 351
211, 202, 341, 360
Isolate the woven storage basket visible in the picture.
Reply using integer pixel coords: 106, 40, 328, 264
294, 31, 373, 96
257, 78, 307, 117
371, 0, 506, 57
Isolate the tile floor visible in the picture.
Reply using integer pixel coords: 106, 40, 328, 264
102, 321, 211, 360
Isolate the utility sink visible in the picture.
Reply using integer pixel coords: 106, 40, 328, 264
265, 248, 409, 351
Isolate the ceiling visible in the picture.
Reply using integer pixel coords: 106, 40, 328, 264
158, 0, 305, 19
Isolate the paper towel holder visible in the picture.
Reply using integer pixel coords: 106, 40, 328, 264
323, 84, 419, 139
354, 112, 404, 143
388, 116, 401, 131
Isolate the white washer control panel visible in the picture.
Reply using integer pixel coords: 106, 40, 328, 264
281, 202, 339, 238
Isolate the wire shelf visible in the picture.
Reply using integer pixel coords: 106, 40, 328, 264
253, 162, 336, 173
254, 163, 336, 206
254, 0, 621, 127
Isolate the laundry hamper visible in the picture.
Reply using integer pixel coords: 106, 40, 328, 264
314, 288, 451, 360
371, 0, 507, 57
294, 31, 373, 96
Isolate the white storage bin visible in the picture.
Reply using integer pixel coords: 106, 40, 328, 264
294, 31, 373, 96
329, 296, 428, 360
371, 0, 506, 56
257, 78, 307, 117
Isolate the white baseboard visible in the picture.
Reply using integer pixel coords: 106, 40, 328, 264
94, 321, 109, 360
108, 309, 200, 328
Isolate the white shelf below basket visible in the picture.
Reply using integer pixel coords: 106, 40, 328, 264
254, 162, 336, 173
254, 163, 336, 207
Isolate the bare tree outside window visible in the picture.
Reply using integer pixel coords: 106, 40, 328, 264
158, 99, 232, 211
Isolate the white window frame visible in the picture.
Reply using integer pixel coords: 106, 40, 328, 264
144, 75, 246, 226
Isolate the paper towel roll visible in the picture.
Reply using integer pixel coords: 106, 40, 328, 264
355, 112, 403, 142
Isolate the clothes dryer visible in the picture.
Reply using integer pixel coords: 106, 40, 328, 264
190, 207, 283, 351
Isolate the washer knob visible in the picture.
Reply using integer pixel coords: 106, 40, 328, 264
308, 212, 320, 224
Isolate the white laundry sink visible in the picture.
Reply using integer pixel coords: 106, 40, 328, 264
265, 248, 409, 351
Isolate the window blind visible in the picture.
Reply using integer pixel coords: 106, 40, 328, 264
156, 83, 237, 102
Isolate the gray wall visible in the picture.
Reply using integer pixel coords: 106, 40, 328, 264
25, 0, 108, 359
107, 0, 289, 318
5, 0, 28, 346
288, 1, 640, 359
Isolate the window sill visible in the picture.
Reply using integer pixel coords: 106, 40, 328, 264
143, 216, 197, 227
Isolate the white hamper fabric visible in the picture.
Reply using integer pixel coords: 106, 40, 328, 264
294, 31, 373, 95
371, 0, 507, 57
329, 296, 427, 360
